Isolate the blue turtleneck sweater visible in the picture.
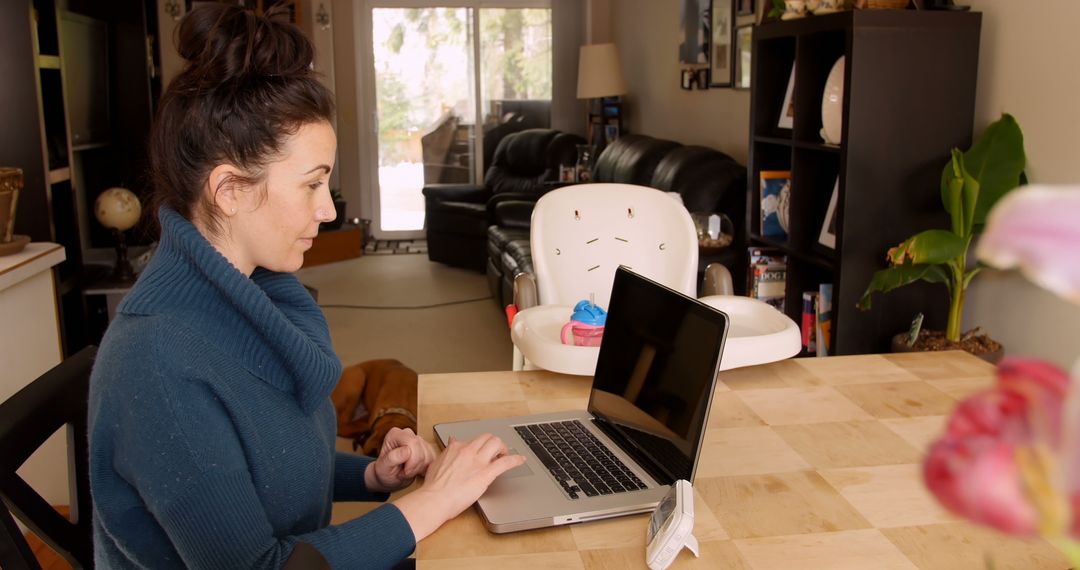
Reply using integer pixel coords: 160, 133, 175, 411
88, 208, 416, 569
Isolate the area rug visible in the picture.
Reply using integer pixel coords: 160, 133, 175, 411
363, 239, 427, 255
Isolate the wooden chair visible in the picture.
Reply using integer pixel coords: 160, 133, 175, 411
0, 346, 96, 569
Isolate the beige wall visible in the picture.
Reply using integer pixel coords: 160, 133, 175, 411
610, 0, 1080, 367
609, 0, 756, 163
961, 0, 1080, 368
155, 1, 183, 86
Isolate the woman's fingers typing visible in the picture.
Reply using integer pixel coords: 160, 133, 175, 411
394, 432, 525, 541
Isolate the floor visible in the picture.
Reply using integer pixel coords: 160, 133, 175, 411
296, 250, 511, 374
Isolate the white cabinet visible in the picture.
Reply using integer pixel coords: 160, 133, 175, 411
0, 242, 67, 505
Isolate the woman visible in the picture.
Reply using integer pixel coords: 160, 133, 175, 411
87, 4, 523, 568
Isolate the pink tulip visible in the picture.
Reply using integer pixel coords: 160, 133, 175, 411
924, 358, 1074, 538
976, 185, 1080, 304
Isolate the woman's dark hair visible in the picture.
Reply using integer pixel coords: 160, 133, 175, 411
148, 1, 334, 234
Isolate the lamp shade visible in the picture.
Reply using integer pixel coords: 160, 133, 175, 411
576, 43, 626, 99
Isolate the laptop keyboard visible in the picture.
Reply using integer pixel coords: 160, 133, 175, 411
514, 420, 647, 500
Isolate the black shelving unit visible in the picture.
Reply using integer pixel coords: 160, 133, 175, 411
2, 0, 161, 356
747, 10, 981, 355
586, 98, 623, 153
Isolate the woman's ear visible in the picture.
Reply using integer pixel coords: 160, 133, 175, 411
207, 163, 246, 217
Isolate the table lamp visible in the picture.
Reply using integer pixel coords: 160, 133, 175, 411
94, 187, 142, 282
577, 43, 626, 150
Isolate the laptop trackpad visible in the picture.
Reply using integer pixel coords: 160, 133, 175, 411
497, 449, 534, 479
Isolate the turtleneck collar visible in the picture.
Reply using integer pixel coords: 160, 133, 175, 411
117, 207, 342, 414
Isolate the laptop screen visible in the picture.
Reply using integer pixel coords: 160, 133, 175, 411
586, 266, 728, 485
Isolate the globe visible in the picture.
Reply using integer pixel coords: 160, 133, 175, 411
95, 187, 142, 231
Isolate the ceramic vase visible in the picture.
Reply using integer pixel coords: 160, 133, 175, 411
820, 56, 845, 145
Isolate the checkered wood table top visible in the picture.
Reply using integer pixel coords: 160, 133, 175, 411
413, 351, 1068, 570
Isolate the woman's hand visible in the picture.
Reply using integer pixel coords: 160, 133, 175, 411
365, 427, 437, 493
393, 433, 525, 541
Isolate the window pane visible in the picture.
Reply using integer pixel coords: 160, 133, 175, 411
478, 8, 552, 169
372, 8, 476, 232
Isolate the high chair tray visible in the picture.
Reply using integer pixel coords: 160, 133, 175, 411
511, 296, 801, 376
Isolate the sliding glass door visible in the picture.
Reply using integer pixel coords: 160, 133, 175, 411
365, 1, 551, 240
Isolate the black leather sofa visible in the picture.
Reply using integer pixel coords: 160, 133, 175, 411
422, 128, 585, 271
486, 134, 748, 308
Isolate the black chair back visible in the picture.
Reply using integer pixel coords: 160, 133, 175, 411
591, 134, 679, 186
0, 346, 97, 570
485, 129, 584, 195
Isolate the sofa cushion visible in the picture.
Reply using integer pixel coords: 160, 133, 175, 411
502, 240, 532, 277
487, 226, 528, 264
592, 134, 680, 186
651, 146, 743, 211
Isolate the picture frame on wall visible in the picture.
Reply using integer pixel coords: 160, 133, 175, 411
777, 64, 796, 129
680, 68, 709, 90
709, 0, 734, 87
818, 178, 839, 249
760, 170, 791, 240
604, 124, 620, 144
679, 0, 711, 66
734, 24, 753, 90
737, 0, 756, 16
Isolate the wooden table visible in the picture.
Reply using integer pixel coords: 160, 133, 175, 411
413, 352, 1068, 569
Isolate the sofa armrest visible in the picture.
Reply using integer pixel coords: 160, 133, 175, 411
492, 200, 536, 229
422, 183, 489, 204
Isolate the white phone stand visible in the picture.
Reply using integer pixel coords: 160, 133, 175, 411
645, 480, 699, 570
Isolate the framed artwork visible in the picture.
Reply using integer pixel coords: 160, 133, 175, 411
737, 0, 756, 16
777, 64, 796, 129
680, 68, 709, 90
819, 178, 839, 249
734, 24, 753, 90
679, 0, 711, 66
604, 124, 620, 144
709, 0, 734, 87
760, 170, 791, 240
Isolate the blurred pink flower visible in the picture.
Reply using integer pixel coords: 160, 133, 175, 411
924, 358, 1074, 537
976, 185, 1080, 304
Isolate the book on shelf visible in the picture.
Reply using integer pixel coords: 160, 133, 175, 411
749, 247, 787, 312
760, 170, 791, 240
815, 283, 834, 357
801, 291, 817, 354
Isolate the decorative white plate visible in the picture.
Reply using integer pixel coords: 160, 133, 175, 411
821, 56, 845, 145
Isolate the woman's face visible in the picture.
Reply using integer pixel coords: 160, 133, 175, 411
225, 121, 337, 275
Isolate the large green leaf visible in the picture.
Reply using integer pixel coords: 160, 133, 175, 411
940, 114, 1025, 227
966, 114, 1026, 224
942, 150, 965, 234
886, 230, 968, 266
858, 264, 950, 311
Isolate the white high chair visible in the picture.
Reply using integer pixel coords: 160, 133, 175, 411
510, 183, 800, 374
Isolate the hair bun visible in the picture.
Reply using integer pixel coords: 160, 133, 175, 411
177, 2, 313, 86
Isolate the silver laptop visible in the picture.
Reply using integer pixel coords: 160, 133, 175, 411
434, 266, 730, 533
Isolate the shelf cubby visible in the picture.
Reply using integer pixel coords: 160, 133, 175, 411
747, 10, 982, 355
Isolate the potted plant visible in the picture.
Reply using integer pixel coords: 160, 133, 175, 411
857, 114, 1026, 360
320, 188, 346, 232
